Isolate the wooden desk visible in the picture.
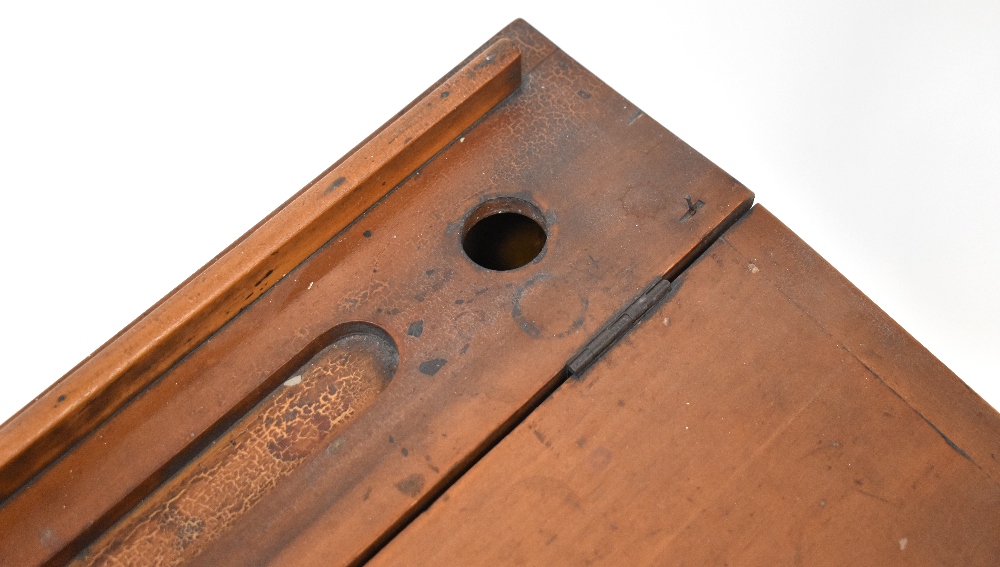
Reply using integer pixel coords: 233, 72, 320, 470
1, 19, 996, 566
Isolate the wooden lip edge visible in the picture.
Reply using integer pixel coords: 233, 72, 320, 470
0, 20, 539, 427
0, 38, 523, 501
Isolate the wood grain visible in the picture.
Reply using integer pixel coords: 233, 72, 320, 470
721, 206, 1000, 483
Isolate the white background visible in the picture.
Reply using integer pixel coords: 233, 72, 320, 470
1, 2, 997, 425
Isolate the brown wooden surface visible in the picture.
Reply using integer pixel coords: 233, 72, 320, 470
370, 205, 1000, 566
0, 20, 754, 566
0, 27, 521, 503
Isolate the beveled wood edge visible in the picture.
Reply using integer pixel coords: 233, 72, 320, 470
722, 205, 1000, 482
0, 35, 523, 500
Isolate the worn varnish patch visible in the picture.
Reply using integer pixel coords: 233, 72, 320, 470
74, 330, 397, 566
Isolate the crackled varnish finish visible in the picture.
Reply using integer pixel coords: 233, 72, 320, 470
1, 19, 998, 567
76, 328, 397, 566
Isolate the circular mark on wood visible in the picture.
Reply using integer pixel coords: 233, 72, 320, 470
395, 473, 425, 497
512, 275, 587, 339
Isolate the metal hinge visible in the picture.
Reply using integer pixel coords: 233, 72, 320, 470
566, 278, 672, 377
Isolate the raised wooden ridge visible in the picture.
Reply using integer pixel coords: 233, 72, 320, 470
0, 36, 522, 499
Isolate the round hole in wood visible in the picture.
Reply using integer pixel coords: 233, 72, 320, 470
462, 198, 547, 271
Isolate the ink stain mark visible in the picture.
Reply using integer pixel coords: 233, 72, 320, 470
57, 395, 66, 403
511, 273, 586, 339
401, 448, 409, 457
324, 176, 347, 195
407, 320, 424, 338
254, 269, 273, 287
388, 436, 395, 444
419, 359, 447, 376
363, 487, 372, 501
680, 195, 705, 222
363, 230, 372, 238
395, 473, 425, 497
533, 429, 550, 446
440, 91, 450, 99
472, 53, 496, 72
577, 89, 592, 99
455, 299, 464, 305
460, 343, 469, 355
426, 269, 436, 276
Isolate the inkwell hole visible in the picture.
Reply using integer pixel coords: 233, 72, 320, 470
462, 198, 547, 271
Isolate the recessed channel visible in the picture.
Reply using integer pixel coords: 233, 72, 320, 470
78, 322, 397, 565
462, 198, 547, 271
